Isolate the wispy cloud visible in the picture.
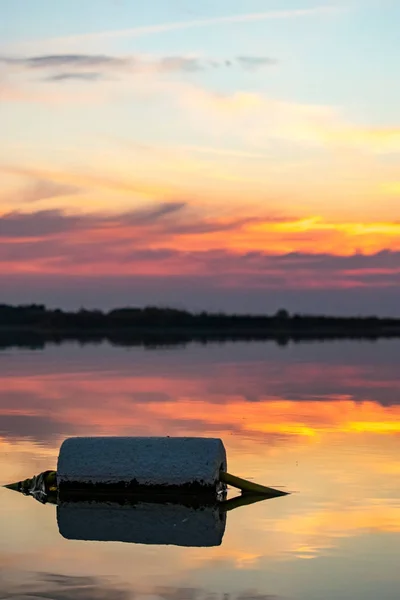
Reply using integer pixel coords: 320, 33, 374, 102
175, 85, 400, 155
42, 6, 340, 44
3, 164, 182, 199
237, 56, 278, 70
1, 53, 277, 82
158, 57, 203, 72
0, 203, 185, 238
0, 179, 83, 209
0, 204, 254, 240
123, 201, 187, 224
0, 209, 85, 237
19, 179, 82, 203
46, 72, 104, 82
1, 54, 129, 69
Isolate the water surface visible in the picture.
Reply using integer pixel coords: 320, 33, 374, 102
0, 340, 399, 600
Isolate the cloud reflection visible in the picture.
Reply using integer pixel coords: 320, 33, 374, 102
0, 341, 399, 564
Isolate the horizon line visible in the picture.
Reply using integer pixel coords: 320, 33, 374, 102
1, 303, 399, 320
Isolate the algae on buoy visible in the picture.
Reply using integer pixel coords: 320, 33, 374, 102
4, 470, 57, 504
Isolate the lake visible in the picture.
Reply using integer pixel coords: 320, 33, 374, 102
0, 339, 399, 600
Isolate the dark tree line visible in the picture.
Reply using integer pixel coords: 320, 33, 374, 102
0, 303, 399, 334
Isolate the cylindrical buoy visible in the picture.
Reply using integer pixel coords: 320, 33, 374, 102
57, 437, 227, 494
57, 498, 226, 547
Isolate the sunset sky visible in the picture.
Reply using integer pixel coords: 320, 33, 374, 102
2, 0, 400, 314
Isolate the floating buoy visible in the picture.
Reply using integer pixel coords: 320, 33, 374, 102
57, 436, 227, 494
56, 436, 287, 498
4, 436, 289, 547
6, 436, 288, 499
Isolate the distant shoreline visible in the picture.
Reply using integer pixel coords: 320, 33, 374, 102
1, 303, 400, 348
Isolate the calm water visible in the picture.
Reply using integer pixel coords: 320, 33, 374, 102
0, 340, 399, 600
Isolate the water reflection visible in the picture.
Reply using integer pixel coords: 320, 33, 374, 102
0, 574, 278, 600
57, 498, 227, 547
0, 572, 131, 600
4, 462, 285, 547
0, 340, 399, 600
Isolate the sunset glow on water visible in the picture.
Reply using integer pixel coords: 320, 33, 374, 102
0, 340, 399, 600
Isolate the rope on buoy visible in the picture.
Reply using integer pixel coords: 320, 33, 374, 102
219, 471, 287, 497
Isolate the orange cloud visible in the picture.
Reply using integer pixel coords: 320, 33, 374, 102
325, 127, 400, 153
178, 86, 400, 155
2, 206, 400, 265
2, 210, 400, 295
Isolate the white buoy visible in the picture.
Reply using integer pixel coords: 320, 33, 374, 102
57, 499, 226, 547
57, 437, 227, 493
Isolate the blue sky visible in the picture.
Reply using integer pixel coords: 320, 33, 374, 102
4, 0, 400, 122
